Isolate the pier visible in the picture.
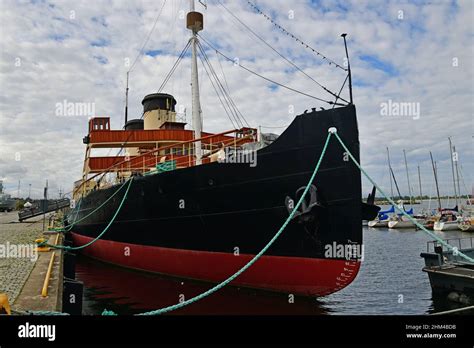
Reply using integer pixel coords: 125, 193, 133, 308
18, 198, 70, 222
0, 212, 65, 314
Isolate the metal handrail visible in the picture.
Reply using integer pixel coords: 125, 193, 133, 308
75, 127, 256, 194
427, 236, 474, 253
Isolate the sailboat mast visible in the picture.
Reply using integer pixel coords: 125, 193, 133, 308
453, 145, 461, 205
448, 137, 458, 207
403, 149, 413, 207
188, 0, 203, 165
417, 165, 423, 202
386, 147, 394, 200
430, 151, 442, 211
390, 167, 402, 199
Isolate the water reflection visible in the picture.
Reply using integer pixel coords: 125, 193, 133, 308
77, 255, 329, 315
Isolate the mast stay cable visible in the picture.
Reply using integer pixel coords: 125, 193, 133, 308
197, 40, 250, 128
198, 34, 345, 106
197, 51, 239, 129
246, 0, 347, 71
158, 40, 192, 93
128, 0, 168, 73
216, 0, 348, 104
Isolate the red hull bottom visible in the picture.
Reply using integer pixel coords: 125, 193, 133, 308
72, 233, 360, 296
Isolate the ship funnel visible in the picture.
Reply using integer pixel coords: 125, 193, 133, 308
142, 93, 177, 130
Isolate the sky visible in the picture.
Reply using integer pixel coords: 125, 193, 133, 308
0, 0, 472, 200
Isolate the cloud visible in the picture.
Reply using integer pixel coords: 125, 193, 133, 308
0, 0, 472, 200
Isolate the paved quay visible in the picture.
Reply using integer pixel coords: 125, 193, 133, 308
0, 211, 63, 313
0, 212, 44, 303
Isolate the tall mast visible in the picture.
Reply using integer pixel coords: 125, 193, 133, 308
340, 33, 353, 104
124, 71, 129, 126
187, 0, 204, 165
386, 147, 394, 200
417, 165, 423, 202
403, 149, 413, 207
448, 137, 458, 207
390, 167, 402, 200
453, 145, 461, 205
430, 151, 442, 211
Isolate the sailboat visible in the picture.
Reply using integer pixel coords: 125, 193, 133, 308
387, 204, 419, 229
367, 147, 395, 228
388, 150, 422, 229
368, 205, 394, 227
423, 152, 442, 230
433, 207, 460, 231
459, 217, 474, 232
433, 138, 462, 231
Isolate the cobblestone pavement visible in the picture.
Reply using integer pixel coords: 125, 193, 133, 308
0, 212, 44, 303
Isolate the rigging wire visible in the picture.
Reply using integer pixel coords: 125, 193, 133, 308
197, 41, 250, 128
128, 0, 168, 73
197, 42, 244, 128
458, 164, 472, 202
246, 0, 347, 72
216, 0, 348, 104
197, 52, 238, 129
158, 40, 192, 92
332, 74, 349, 109
216, 49, 231, 93
197, 54, 240, 128
203, 47, 244, 128
198, 34, 345, 106
165, 0, 183, 93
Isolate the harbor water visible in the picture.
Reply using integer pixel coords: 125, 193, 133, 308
76, 200, 473, 315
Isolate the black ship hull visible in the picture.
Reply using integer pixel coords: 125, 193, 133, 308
70, 105, 364, 296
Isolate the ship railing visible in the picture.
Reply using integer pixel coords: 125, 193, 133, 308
106, 133, 254, 173
74, 127, 257, 196
427, 237, 474, 254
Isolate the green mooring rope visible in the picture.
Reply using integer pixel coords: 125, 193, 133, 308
333, 132, 474, 263
49, 178, 132, 233
38, 178, 134, 251
128, 131, 334, 316
59, 197, 83, 232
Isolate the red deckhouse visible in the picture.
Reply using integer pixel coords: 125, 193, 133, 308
76, 93, 256, 197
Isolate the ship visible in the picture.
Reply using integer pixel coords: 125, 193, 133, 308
67, 2, 379, 297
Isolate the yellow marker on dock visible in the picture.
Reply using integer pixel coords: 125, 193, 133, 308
35, 238, 51, 252
41, 252, 56, 297
0, 293, 11, 315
